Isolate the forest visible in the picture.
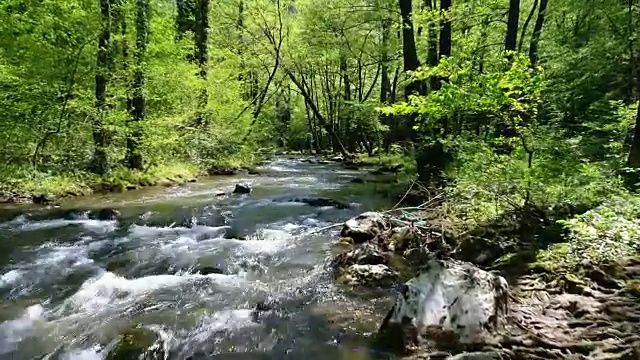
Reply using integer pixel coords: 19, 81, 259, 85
0, 0, 639, 249
1, 0, 640, 359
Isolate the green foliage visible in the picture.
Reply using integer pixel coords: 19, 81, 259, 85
539, 196, 640, 268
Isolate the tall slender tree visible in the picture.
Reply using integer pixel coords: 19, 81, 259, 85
439, 0, 451, 59
93, 0, 113, 175
126, 0, 150, 170
398, 0, 422, 97
505, 0, 520, 53
194, 0, 209, 124
528, 0, 548, 65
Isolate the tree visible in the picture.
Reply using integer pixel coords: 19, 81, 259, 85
398, 0, 422, 97
505, 0, 520, 53
529, 0, 548, 65
93, 0, 114, 175
126, 0, 150, 170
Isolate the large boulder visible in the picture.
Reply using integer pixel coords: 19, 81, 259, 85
340, 264, 397, 287
378, 259, 509, 352
341, 212, 388, 244
334, 242, 389, 268
106, 328, 165, 360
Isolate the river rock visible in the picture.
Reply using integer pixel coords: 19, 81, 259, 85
341, 264, 397, 287
92, 208, 122, 221
106, 327, 165, 360
453, 236, 506, 266
293, 197, 349, 209
196, 266, 225, 275
208, 167, 240, 176
385, 226, 420, 252
233, 183, 252, 194
378, 259, 509, 351
334, 242, 389, 268
340, 212, 388, 243
32, 193, 55, 205
330, 155, 344, 162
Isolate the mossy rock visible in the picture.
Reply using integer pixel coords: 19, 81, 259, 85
157, 179, 174, 187
559, 273, 588, 294
106, 328, 164, 360
527, 261, 557, 274
338, 237, 354, 245
623, 280, 640, 297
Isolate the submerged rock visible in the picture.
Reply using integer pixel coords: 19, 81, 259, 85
106, 327, 165, 360
294, 197, 349, 209
92, 208, 122, 221
196, 266, 224, 275
233, 183, 252, 194
340, 212, 388, 244
378, 259, 509, 351
340, 264, 397, 287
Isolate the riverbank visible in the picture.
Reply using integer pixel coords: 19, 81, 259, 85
330, 193, 640, 359
0, 152, 415, 206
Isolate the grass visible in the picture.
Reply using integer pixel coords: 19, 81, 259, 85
0, 162, 202, 201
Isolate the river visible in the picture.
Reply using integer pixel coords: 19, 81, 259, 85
0, 158, 399, 360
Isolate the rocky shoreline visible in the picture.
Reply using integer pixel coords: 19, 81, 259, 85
331, 208, 640, 359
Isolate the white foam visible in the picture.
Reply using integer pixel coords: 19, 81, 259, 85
189, 309, 258, 343
66, 271, 246, 313
18, 219, 117, 234
0, 269, 22, 288
0, 304, 46, 355
60, 346, 103, 360
129, 224, 228, 240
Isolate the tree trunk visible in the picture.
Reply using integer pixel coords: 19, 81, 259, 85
285, 68, 349, 156
398, 0, 422, 98
505, 0, 520, 53
127, 0, 149, 170
426, 0, 438, 67
194, 0, 209, 124
380, 18, 391, 104
518, 0, 538, 52
627, 103, 640, 168
176, 0, 195, 39
528, 0, 548, 65
439, 0, 451, 59
93, 0, 113, 175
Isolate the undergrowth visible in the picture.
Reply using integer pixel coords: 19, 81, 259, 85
0, 162, 201, 199
538, 195, 640, 269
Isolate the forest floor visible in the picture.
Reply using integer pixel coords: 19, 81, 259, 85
405, 257, 640, 360
400, 204, 640, 360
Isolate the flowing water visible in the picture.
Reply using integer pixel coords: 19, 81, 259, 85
0, 158, 399, 360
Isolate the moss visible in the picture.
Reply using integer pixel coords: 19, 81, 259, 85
624, 280, 640, 297
106, 328, 160, 360
560, 273, 588, 294
339, 237, 355, 245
